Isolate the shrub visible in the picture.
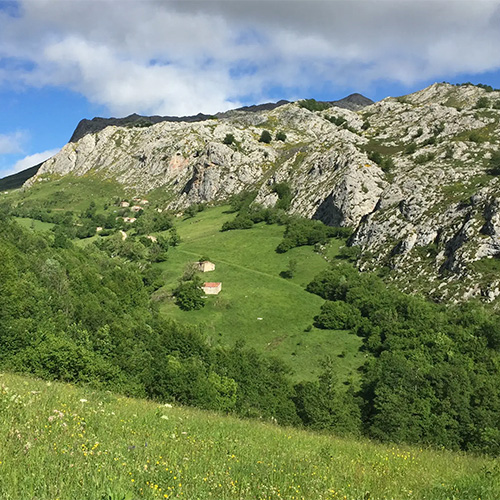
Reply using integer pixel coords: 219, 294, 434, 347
489, 151, 500, 174
468, 131, 484, 143
259, 130, 272, 144
475, 96, 490, 109
298, 99, 330, 112
272, 182, 292, 211
223, 133, 235, 145
404, 143, 417, 155
314, 301, 361, 330
327, 115, 347, 127
276, 131, 287, 142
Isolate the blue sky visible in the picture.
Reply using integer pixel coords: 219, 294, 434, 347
1, 0, 500, 178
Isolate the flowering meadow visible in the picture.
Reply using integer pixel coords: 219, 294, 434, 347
0, 372, 499, 500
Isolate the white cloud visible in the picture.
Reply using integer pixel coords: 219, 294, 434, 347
1, 0, 500, 115
5, 148, 59, 176
0, 130, 28, 155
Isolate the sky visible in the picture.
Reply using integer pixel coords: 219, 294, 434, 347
2, 0, 500, 178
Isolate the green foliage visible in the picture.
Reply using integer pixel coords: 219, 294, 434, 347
307, 263, 500, 453
223, 133, 235, 145
221, 215, 255, 231
258, 130, 272, 144
276, 218, 351, 253
488, 150, 500, 174
404, 142, 417, 155
227, 191, 257, 213
280, 258, 297, 279
298, 99, 331, 112
272, 182, 293, 211
414, 152, 436, 164
469, 130, 484, 143
475, 96, 490, 109
275, 131, 287, 142
327, 115, 347, 127
367, 150, 395, 173
173, 278, 205, 311
314, 301, 361, 330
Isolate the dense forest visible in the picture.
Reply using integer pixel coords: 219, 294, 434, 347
1, 198, 500, 455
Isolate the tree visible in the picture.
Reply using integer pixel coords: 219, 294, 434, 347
280, 258, 297, 279
275, 131, 286, 142
259, 130, 272, 144
174, 278, 205, 311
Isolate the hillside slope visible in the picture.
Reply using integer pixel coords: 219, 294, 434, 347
24, 83, 500, 302
1, 371, 499, 500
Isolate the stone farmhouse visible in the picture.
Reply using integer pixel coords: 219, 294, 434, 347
202, 282, 222, 295
197, 260, 215, 272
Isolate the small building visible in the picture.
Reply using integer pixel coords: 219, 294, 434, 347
197, 260, 215, 272
130, 205, 143, 212
123, 217, 137, 223
139, 199, 149, 205
202, 282, 222, 295
120, 201, 130, 208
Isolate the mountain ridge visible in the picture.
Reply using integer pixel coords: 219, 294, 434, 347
20, 82, 500, 302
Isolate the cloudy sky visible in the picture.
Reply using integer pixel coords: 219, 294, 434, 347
1, 0, 500, 178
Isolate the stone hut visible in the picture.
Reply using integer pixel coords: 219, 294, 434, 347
202, 282, 222, 295
197, 261, 215, 272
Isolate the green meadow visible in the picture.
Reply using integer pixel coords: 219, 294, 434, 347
1, 372, 498, 500
156, 206, 363, 382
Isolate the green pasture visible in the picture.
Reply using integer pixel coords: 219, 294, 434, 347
157, 206, 362, 382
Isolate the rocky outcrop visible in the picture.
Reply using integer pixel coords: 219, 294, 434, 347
26, 82, 500, 302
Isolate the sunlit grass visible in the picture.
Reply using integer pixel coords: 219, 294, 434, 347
1, 372, 498, 500
156, 206, 362, 382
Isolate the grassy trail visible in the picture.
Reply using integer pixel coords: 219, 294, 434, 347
177, 248, 305, 289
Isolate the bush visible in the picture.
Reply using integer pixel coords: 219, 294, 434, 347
272, 182, 292, 211
259, 130, 272, 144
223, 133, 235, 145
276, 131, 287, 142
314, 301, 361, 330
327, 115, 347, 127
475, 96, 490, 109
221, 216, 254, 231
298, 99, 330, 112
489, 151, 500, 174
404, 143, 417, 155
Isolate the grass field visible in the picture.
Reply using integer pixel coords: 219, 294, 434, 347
1, 372, 498, 500
5, 174, 126, 212
156, 206, 363, 382
14, 217, 55, 231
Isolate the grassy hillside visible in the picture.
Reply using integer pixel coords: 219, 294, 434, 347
5, 174, 126, 212
156, 206, 363, 382
1, 371, 498, 500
